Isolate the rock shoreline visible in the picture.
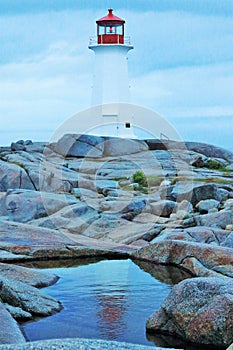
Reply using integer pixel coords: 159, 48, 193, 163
0, 134, 232, 349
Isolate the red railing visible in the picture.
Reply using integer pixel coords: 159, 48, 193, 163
89, 36, 132, 46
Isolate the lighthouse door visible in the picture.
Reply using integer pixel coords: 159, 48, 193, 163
100, 114, 119, 137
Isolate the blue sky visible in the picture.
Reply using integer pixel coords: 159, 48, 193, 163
0, 0, 232, 148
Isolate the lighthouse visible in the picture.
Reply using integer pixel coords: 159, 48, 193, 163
88, 8, 135, 138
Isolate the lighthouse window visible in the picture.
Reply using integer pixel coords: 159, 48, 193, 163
125, 122, 131, 128
106, 25, 116, 34
98, 25, 105, 35
116, 25, 123, 35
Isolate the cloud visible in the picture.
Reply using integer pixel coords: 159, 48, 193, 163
131, 61, 233, 117
0, 7, 232, 148
0, 0, 233, 17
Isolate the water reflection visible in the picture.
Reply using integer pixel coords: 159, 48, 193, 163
21, 258, 217, 350
133, 259, 193, 285
22, 259, 172, 346
97, 292, 127, 339
146, 332, 226, 350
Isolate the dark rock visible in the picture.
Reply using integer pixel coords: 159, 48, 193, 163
24, 140, 33, 146
145, 139, 167, 150
191, 156, 204, 167
151, 200, 178, 217
121, 198, 147, 220
96, 179, 119, 195
10, 142, 26, 152
172, 183, 222, 206
52, 134, 104, 158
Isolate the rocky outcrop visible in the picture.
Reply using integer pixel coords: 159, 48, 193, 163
146, 277, 233, 347
52, 134, 148, 158
0, 136, 233, 348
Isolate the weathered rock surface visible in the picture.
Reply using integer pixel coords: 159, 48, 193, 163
0, 338, 173, 350
0, 161, 34, 191
196, 199, 220, 213
185, 141, 233, 162
135, 233, 233, 278
52, 134, 105, 158
151, 200, 177, 217
0, 262, 58, 288
171, 182, 223, 205
0, 136, 233, 348
0, 278, 62, 316
4, 189, 78, 223
195, 209, 233, 228
4, 303, 32, 320
103, 137, 148, 156
0, 303, 26, 344
29, 201, 99, 234
146, 277, 233, 347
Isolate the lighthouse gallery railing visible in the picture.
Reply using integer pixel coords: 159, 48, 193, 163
89, 36, 132, 46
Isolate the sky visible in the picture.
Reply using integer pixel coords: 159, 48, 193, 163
0, 0, 232, 149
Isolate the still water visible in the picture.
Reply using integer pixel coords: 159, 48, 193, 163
21, 259, 220, 349
22, 258, 173, 347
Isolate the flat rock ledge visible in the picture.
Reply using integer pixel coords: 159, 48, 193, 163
0, 338, 180, 350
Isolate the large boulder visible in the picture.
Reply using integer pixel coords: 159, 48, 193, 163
196, 199, 220, 214
29, 202, 99, 234
146, 277, 233, 347
185, 141, 233, 162
195, 209, 233, 229
103, 137, 148, 156
135, 239, 233, 278
172, 182, 222, 206
52, 134, 104, 158
151, 200, 178, 217
4, 189, 78, 223
0, 161, 34, 191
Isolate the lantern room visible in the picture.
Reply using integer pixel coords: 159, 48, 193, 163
96, 8, 125, 44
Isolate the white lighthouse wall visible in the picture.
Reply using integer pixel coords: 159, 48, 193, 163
90, 45, 132, 107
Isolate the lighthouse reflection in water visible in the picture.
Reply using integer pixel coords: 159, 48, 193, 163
22, 259, 172, 346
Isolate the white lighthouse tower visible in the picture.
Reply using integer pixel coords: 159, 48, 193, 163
88, 8, 135, 138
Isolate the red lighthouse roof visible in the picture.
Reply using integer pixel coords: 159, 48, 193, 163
96, 8, 125, 24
